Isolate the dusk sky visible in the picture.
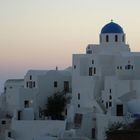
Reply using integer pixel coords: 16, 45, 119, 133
0, 0, 140, 91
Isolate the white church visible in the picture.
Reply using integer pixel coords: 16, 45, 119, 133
0, 21, 140, 140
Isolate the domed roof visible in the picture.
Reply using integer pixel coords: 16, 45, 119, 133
101, 21, 124, 34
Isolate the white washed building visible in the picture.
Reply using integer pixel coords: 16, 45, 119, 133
3, 68, 71, 119
70, 21, 140, 140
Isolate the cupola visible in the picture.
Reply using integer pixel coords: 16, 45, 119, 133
100, 21, 126, 46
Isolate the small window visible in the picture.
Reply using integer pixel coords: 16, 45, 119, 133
54, 81, 58, 88
74, 65, 76, 69
26, 82, 28, 88
125, 65, 132, 70
120, 66, 122, 69
89, 67, 92, 76
64, 81, 69, 92
1, 120, 6, 125
106, 35, 109, 42
117, 66, 119, 69
106, 102, 108, 109
78, 93, 80, 100
17, 110, 21, 120
4, 87, 6, 92
8, 132, 11, 137
116, 104, 123, 116
29, 81, 32, 88
78, 104, 80, 108
24, 100, 29, 108
128, 65, 131, 69
93, 67, 96, 74
74, 113, 82, 127
92, 60, 94, 64
92, 128, 96, 139
109, 95, 112, 100
109, 89, 112, 93
115, 35, 118, 42
109, 102, 112, 107
30, 75, 32, 80
65, 109, 67, 115
33, 81, 35, 87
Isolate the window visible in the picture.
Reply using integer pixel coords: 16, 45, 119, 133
33, 81, 35, 88
78, 104, 80, 108
74, 65, 76, 69
64, 81, 69, 92
74, 113, 82, 127
89, 67, 92, 76
115, 35, 118, 42
65, 109, 67, 115
93, 67, 96, 74
116, 104, 123, 116
54, 81, 58, 88
117, 66, 119, 69
106, 35, 109, 42
26, 82, 28, 87
17, 110, 21, 120
109, 95, 112, 100
29, 75, 32, 80
8, 132, 11, 137
109, 102, 112, 107
92, 60, 94, 64
106, 102, 108, 109
125, 65, 133, 70
29, 81, 32, 88
78, 93, 80, 100
1, 120, 6, 125
109, 89, 112, 93
120, 66, 122, 69
4, 87, 6, 92
128, 65, 131, 69
24, 100, 29, 108
92, 128, 96, 139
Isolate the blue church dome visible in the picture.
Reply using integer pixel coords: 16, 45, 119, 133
101, 21, 124, 34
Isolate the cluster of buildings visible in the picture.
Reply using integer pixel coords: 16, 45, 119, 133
0, 21, 140, 140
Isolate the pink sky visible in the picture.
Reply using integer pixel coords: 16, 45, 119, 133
0, 0, 140, 91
